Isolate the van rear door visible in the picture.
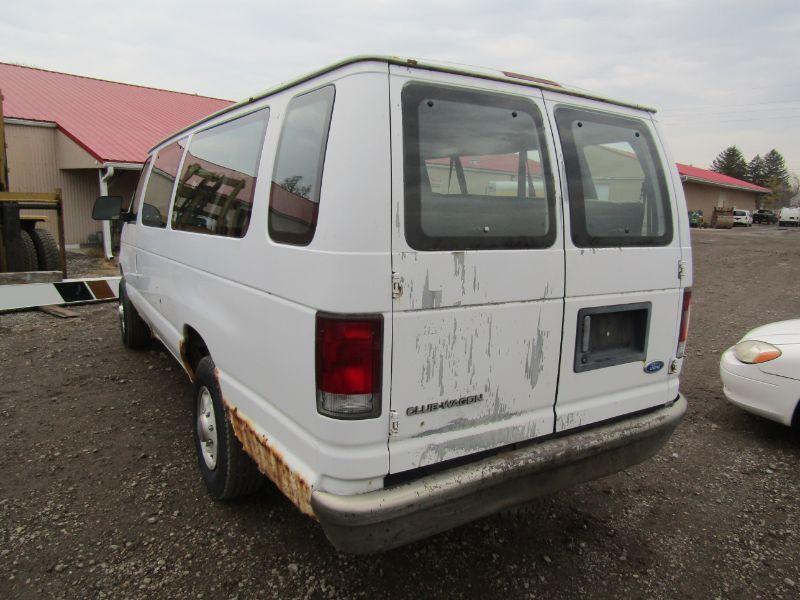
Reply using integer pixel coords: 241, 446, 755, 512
543, 93, 685, 432
387, 68, 565, 474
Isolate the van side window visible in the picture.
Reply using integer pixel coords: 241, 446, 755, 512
131, 156, 152, 215
402, 83, 556, 251
141, 139, 187, 228
555, 108, 672, 247
268, 86, 335, 245
171, 108, 270, 238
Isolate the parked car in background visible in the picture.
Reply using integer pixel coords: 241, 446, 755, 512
721, 320, 800, 427
778, 207, 800, 227
752, 209, 777, 224
732, 209, 752, 226
91, 56, 691, 553
688, 209, 705, 228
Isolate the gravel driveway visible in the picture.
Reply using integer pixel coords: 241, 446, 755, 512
1, 226, 799, 599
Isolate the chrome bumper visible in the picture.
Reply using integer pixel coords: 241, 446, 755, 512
312, 395, 687, 554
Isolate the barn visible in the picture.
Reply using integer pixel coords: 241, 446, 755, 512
0, 62, 230, 254
677, 163, 770, 215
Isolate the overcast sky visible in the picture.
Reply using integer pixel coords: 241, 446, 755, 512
2, 0, 798, 176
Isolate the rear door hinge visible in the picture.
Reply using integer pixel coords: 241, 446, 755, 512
678, 260, 687, 280
389, 410, 399, 436
391, 272, 403, 299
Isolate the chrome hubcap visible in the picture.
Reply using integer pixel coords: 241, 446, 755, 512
196, 387, 218, 470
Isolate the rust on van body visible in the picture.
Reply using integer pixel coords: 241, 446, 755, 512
224, 401, 315, 518
178, 337, 195, 382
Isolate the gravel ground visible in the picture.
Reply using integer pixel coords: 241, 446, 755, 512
1, 225, 799, 599
65, 250, 118, 279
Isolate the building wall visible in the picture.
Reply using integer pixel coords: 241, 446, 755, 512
4, 121, 138, 246
56, 131, 101, 169
4, 122, 59, 191
682, 181, 759, 217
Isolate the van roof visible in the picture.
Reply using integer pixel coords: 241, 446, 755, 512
154, 55, 657, 151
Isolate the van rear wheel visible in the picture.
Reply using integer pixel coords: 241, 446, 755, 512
192, 356, 264, 500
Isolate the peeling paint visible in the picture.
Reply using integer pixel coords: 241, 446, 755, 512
523, 312, 546, 390
225, 402, 315, 518
437, 353, 444, 396
485, 314, 493, 357
417, 418, 538, 465
452, 252, 466, 295
421, 271, 442, 309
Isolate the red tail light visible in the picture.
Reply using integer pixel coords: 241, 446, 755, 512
676, 288, 692, 358
316, 314, 383, 419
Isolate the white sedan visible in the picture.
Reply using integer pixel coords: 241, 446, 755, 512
720, 319, 800, 427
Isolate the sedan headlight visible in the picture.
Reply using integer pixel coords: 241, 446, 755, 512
733, 340, 782, 364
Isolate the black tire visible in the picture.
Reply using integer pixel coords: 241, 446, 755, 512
29, 228, 61, 271
118, 279, 151, 348
7, 229, 38, 272
20, 230, 38, 271
192, 356, 264, 500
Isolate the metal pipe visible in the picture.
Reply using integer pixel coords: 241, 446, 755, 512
99, 166, 115, 260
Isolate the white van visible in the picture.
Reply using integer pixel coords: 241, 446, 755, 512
779, 207, 800, 227
94, 56, 691, 553
732, 209, 752, 227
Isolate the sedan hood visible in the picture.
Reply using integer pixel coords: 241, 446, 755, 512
743, 319, 800, 346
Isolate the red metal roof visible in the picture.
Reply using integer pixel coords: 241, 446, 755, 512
0, 62, 231, 164
676, 163, 770, 194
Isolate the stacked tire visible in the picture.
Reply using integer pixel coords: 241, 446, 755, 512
6, 227, 61, 272
29, 229, 61, 271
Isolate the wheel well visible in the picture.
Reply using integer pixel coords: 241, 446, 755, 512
791, 399, 800, 429
181, 326, 209, 380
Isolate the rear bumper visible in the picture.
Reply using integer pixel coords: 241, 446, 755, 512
312, 395, 687, 553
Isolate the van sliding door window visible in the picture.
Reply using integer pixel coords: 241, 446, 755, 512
555, 108, 672, 247
268, 86, 335, 246
171, 108, 269, 238
402, 83, 556, 251
141, 139, 187, 228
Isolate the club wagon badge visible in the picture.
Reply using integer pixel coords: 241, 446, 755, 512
406, 393, 485, 416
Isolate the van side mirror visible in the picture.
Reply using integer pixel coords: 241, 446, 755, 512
92, 195, 123, 220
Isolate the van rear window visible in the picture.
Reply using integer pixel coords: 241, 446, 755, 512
555, 108, 672, 247
268, 86, 335, 246
171, 108, 269, 238
402, 83, 556, 251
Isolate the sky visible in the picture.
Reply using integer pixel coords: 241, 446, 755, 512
1, 0, 798, 177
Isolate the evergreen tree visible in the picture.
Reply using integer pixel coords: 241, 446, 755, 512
710, 146, 748, 180
762, 149, 789, 188
746, 154, 767, 186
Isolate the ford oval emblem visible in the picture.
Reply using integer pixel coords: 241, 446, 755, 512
644, 360, 664, 374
